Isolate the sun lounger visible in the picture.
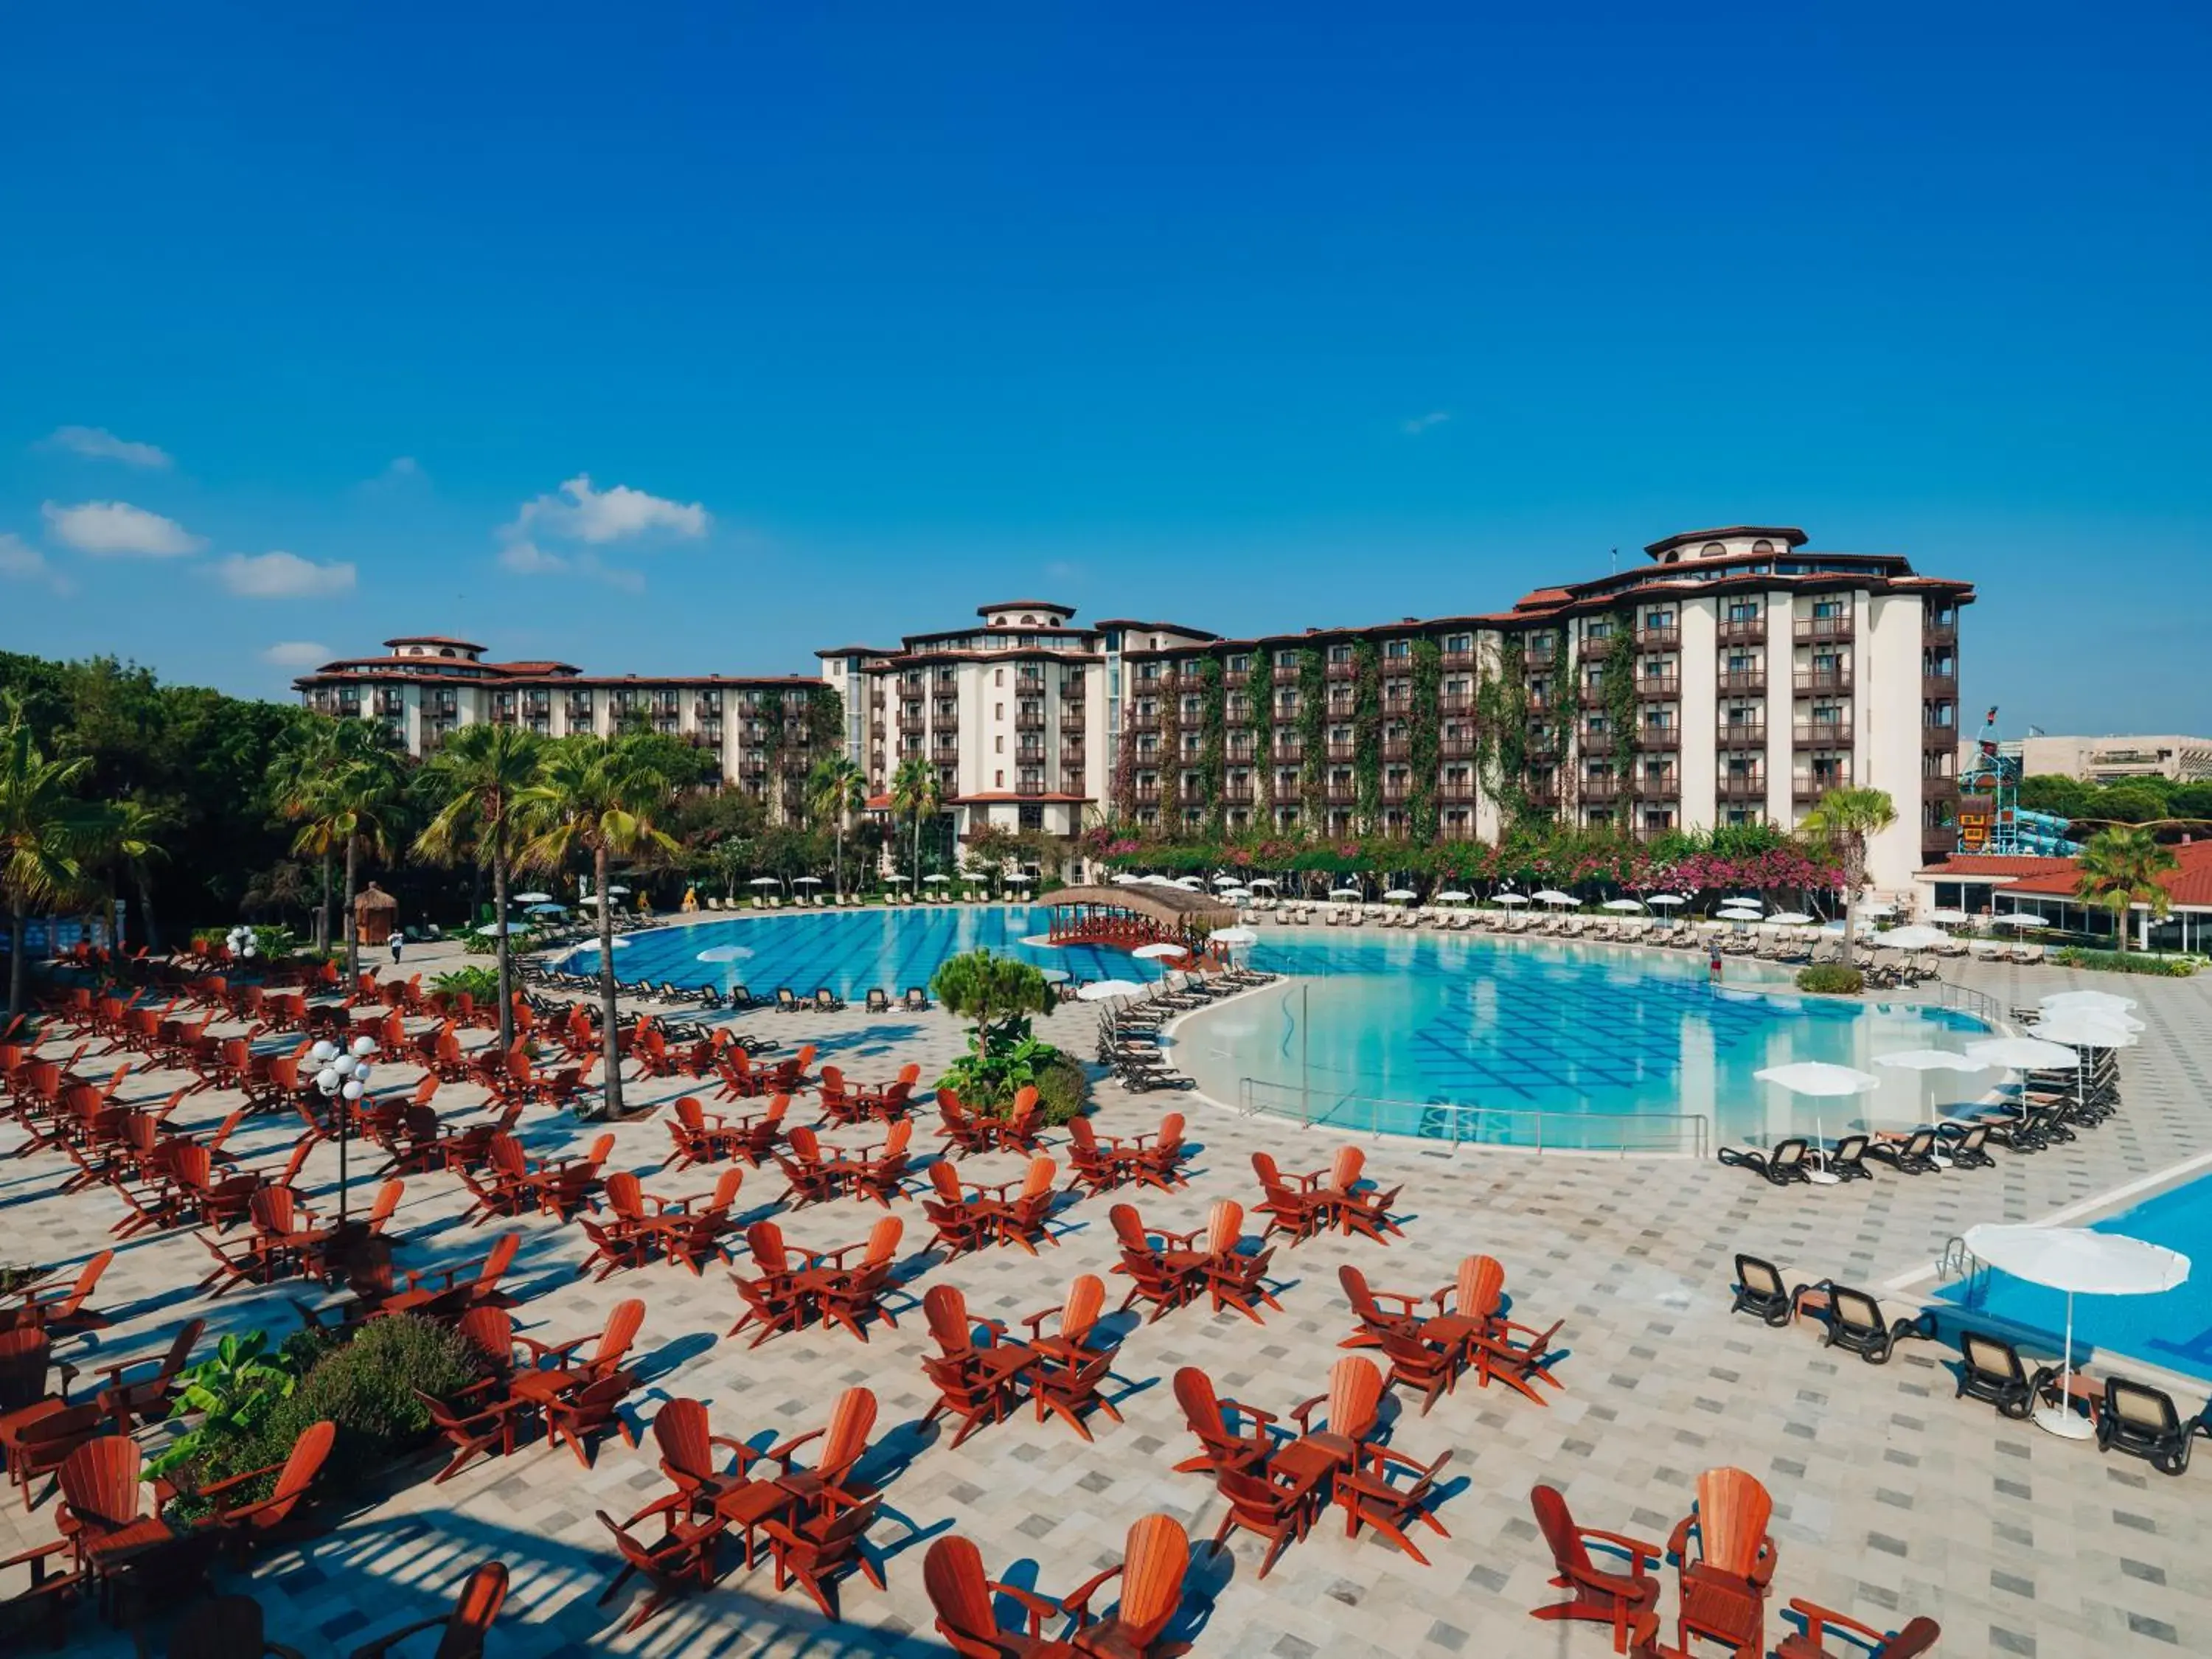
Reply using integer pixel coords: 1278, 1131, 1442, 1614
1717, 1138, 1810, 1185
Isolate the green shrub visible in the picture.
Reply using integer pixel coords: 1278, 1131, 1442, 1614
1032, 1052, 1089, 1126
1795, 964, 1865, 995
2049, 947, 2199, 978
431, 965, 501, 1001
459, 926, 530, 957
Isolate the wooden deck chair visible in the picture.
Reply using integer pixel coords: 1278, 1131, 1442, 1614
345, 1560, 509, 1659
1528, 1483, 1663, 1653
1060, 1513, 1192, 1656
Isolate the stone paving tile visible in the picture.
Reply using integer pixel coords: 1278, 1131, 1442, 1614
2, 928, 2208, 1657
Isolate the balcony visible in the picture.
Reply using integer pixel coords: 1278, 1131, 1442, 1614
1325, 658, 1357, 681
738, 759, 770, 782
1924, 615, 1958, 647
1795, 770, 1851, 801
1636, 726, 1683, 751
1794, 615, 1854, 642
1381, 737, 1411, 761
1131, 785, 1160, 806
1526, 691, 1556, 714
1016, 709, 1045, 731
1581, 777, 1621, 804
1794, 719, 1852, 747
1634, 627, 1680, 651
897, 676, 925, 697
1579, 729, 1615, 757
1061, 744, 1086, 767
1579, 634, 1615, 660
1380, 782, 1411, 805
1222, 784, 1255, 805
1634, 677, 1680, 701
1441, 648, 1477, 669
1525, 731, 1560, 759
1579, 684, 1609, 709
1921, 672, 1956, 700
869, 720, 886, 741
1127, 712, 1161, 734
1438, 695, 1474, 716
1014, 779, 1046, 797
1325, 742, 1357, 762
1716, 669, 1767, 696
931, 745, 961, 767
1635, 773, 1680, 800
1716, 721, 1767, 748
898, 715, 925, 736
1794, 669, 1852, 695
1439, 776, 1478, 803
1718, 616, 1766, 646
1015, 672, 1045, 692
1169, 667, 1205, 692
1324, 781, 1357, 805
1325, 698, 1354, 719
1717, 772, 1767, 802
1223, 667, 1250, 689
1439, 736, 1478, 758
1525, 779, 1561, 809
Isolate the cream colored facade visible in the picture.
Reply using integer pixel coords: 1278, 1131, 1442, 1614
1972, 734, 2212, 785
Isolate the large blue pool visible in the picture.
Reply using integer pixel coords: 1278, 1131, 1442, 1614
1938, 1173, 2212, 1388
1178, 931, 1990, 1148
557, 906, 1157, 1001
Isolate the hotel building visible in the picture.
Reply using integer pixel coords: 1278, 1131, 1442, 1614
818, 526, 1972, 894
293, 636, 836, 820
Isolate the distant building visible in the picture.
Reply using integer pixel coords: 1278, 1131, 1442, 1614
1964, 734, 2212, 785
294, 635, 835, 820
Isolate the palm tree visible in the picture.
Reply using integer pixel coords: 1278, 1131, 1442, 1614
104, 796, 173, 955
2075, 825, 2178, 953
414, 723, 543, 1051
0, 700, 106, 1020
889, 757, 943, 894
271, 720, 344, 950
807, 754, 869, 900
1801, 785, 1896, 948
286, 723, 407, 987
516, 737, 681, 1119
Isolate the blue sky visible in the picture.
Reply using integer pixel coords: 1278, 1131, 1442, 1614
2, 2, 2205, 733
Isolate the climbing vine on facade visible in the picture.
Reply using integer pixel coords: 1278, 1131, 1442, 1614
1408, 637, 1441, 838
1352, 639, 1382, 830
1158, 669, 1183, 830
1248, 650, 1275, 817
1199, 657, 1226, 838
1298, 647, 1326, 824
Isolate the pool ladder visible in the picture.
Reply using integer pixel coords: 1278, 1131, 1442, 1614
1936, 1235, 1989, 1299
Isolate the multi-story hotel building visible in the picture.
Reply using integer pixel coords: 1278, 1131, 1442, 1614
818, 527, 1972, 894
294, 636, 836, 819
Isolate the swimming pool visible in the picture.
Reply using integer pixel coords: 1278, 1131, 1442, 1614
554, 906, 1160, 1002
1174, 931, 1991, 1149
1937, 1170, 2212, 1388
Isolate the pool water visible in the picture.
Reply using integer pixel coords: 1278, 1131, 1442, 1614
1173, 931, 1989, 1147
556, 906, 1158, 1002
1938, 1174, 2212, 1388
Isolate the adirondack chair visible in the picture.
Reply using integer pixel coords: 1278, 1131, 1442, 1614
1248, 1152, 1328, 1242
759, 1484, 886, 1621
660, 1095, 742, 1170
763, 1385, 879, 1517
7, 1253, 114, 1336
661, 1168, 747, 1274
182, 1419, 336, 1551
1338, 1436, 1454, 1565
1287, 1356, 1385, 1474
596, 1494, 723, 1632
417, 1386, 524, 1485
1018, 1273, 1122, 1441
1337, 1264, 1427, 1350
345, 1560, 509, 1659
532, 1131, 616, 1219
1109, 1203, 1205, 1320
1060, 1512, 1194, 1657
1065, 1117, 1134, 1194
1459, 1256, 1565, 1403
453, 1135, 537, 1225
849, 1121, 914, 1208
518, 1298, 644, 1394
728, 1221, 809, 1347
1776, 1604, 1941, 1658
52, 1435, 147, 1562
650, 1397, 790, 1567
1326, 1146, 1403, 1244
993, 1088, 1043, 1153
995, 1155, 1059, 1254
543, 1369, 641, 1468
936, 1089, 997, 1155
798, 1216, 904, 1341
924, 1534, 1068, 1658
1206, 1464, 1318, 1580
1667, 1467, 1777, 1659
775, 1125, 847, 1207
815, 1066, 866, 1127
920, 1284, 1034, 1447
1134, 1112, 1189, 1190
89, 1318, 204, 1429
923, 1161, 998, 1256
1529, 1483, 1663, 1653
380, 1232, 522, 1323
1200, 1199, 1280, 1324
1168, 1366, 1273, 1478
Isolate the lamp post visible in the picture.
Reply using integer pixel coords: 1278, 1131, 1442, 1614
310, 1034, 378, 1228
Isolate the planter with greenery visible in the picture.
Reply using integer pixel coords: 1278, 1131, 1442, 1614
430, 964, 503, 1001
931, 947, 1088, 1123
1795, 964, 1865, 995
2048, 947, 2199, 978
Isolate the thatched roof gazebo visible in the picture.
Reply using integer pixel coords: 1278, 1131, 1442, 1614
352, 883, 398, 946
1046, 883, 1237, 959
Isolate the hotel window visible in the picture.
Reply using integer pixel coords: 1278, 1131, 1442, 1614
1812, 599, 1843, 619
1327, 644, 1352, 664
1727, 601, 1760, 622
1105, 630, 1121, 651
1644, 708, 1673, 732
1384, 639, 1410, 659
1227, 653, 1249, 673
1751, 538, 1774, 554
1276, 648, 1299, 668
1644, 608, 1675, 628
994, 668, 1004, 686
994, 736, 1003, 753
1585, 619, 1611, 640
994, 703, 1003, 719
994, 770, 1004, 787
1445, 633, 1472, 652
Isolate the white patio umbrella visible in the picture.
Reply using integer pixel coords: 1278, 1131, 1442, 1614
1755, 1061, 1882, 1184
748, 876, 781, 888
1245, 878, 1278, 891
607, 886, 630, 896
2032, 1009, 2143, 1045
923, 874, 951, 884
1966, 1036, 2080, 1071
1436, 890, 1470, 903
1039, 968, 1071, 984
512, 891, 553, 905
1133, 942, 1188, 961
1218, 888, 1252, 902
1382, 888, 1417, 902
1077, 978, 1144, 1002
1860, 901, 1896, 918
1717, 907, 1763, 922
1767, 911, 1815, 926
1601, 898, 1645, 912
1110, 873, 1142, 885
1876, 925, 1949, 951
2040, 990, 2138, 1015
1646, 894, 1686, 909
1211, 926, 1257, 947
1328, 887, 1363, 900
575, 894, 606, 906
1141, 874, 1182, 887
1962, 1223, 2191, 1438
1533, 890, 1575, 907
1173, 876, 1204, 889
1875, 1049, 1987, 1072
1211, 874, 1242, 886
1004, 872, 1034, 884
882, 873, 909, 884
1494, 892, 1530, 907
1992, 913, 2048, 930
793, 875, 823, 886
1927, 908, 1970, 925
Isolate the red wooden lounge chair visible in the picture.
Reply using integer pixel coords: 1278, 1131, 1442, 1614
1168, 1366, 1273, 1478
661, 1095, 743, 1170
995, 1155, 1059, 1254
52, 1434, 147, 1562
1459, 1256, 1565, 1404
180, 1419, 335, 1551
922, 1284, 1035, 1448
924, 1161, 999, 1256
1287, 1355, 1384, 1473
1528, 1483, 1663, 1655
936, 1088, 997, 1155
1133, 1113, 1189, 1191
7, 1253, 113, 1336
816, 1065, 866, 1127
4, 1395, 106, 1512
798, 1216, 905, 1340
532, 1131, 616, 1219
764, 1385, 879, 1516
1206, 1464, 1321, 1581
1666, 1467, 1776, 1659
1018, 1273, 1123, 1441
993, 1087, 1043, 1153
345, 1559, 508, 1659
1326, 1147, 1403, 1244
543, 1369, 641, 1467
1109, 1203, 1205, 1320
1060, 1512, 1193, 1657
1248, 1152, 1328, 1243
849, 1120, 914, 1207
1337, 1264, 1426, 1349
379, 1231, 522, 1324
1200, 1199, 1280, 1324
760, 1485, 885, 1621
417, 1385, 523, 1484
518, 1298, 644, 1392
1776, 1603, 1941, 1658
776, 1124, 848, 1206
650, 1397, 790, 1568
595, 1493, 723, 1633
737, 1093, 790, 1164
453, 1135, 536, 1225
1065, 1117, 1134, 1194
661, 1168, 747, 1274
90, 1318, 204, 1429
728, 1221, 809, 1347
1337, 1439, 1453, 1565
924, 1534, 1068, 1658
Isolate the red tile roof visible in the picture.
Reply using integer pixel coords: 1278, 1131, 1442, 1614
1922, 844, 2212, 909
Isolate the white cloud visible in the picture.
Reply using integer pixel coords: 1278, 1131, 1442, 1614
0, 532, 74, 594
1400, 410, 1451, 437
41, 425, 173, 469
498, 539, 566, 574
507, 473, 709, 546
261, 641, 333, 669
213, 550, 357, 599
41, 499, 204, 557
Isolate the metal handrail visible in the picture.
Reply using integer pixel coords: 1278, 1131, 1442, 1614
1921, 978, 2003, 1026
1235, 1076, 1709, 1158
